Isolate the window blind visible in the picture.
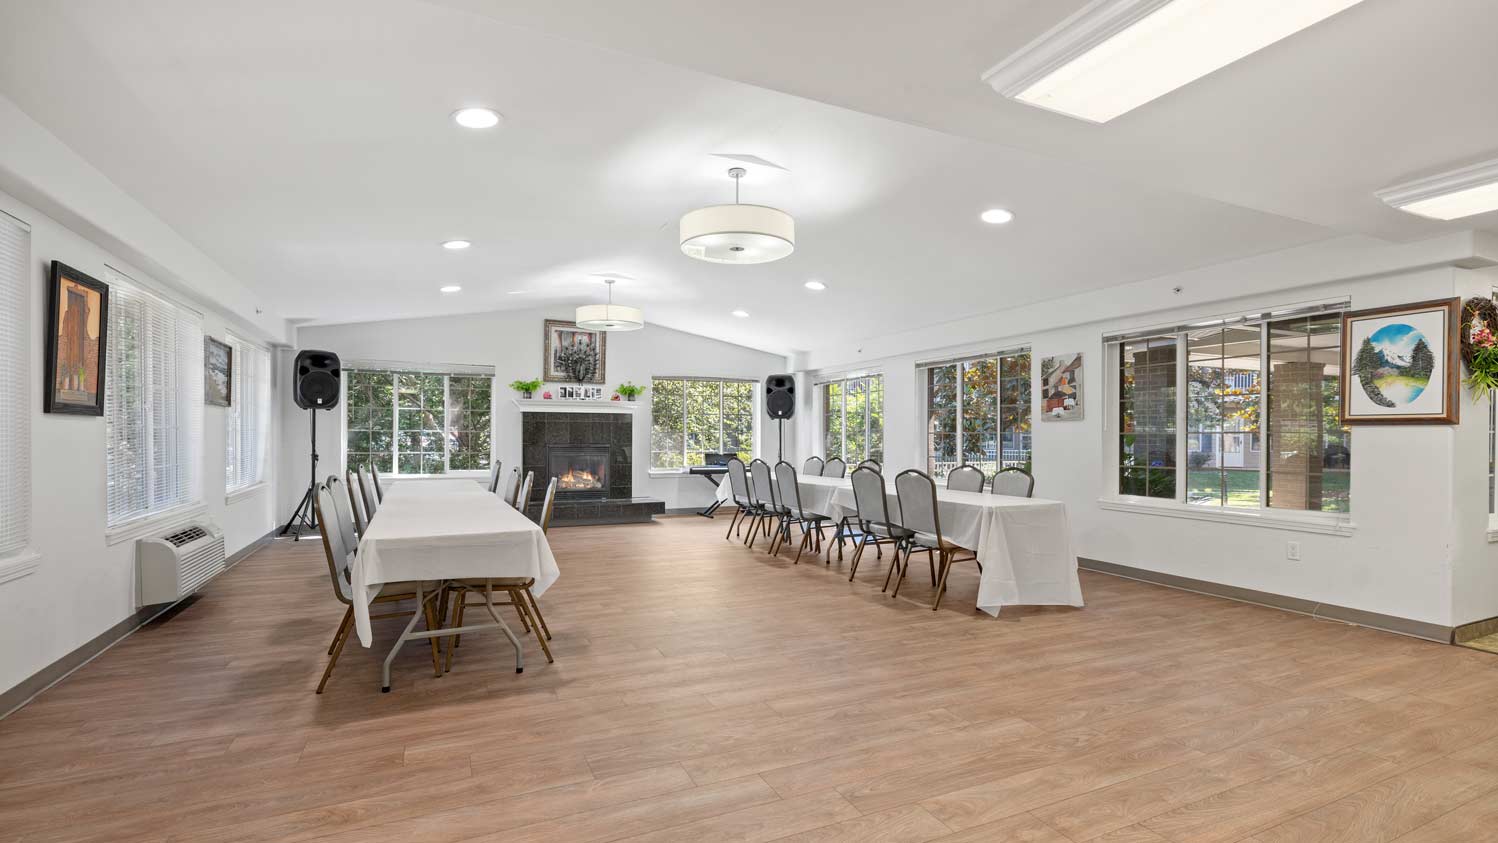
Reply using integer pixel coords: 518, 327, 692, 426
226, 335, 272, 493
105, 270, 204, 527
916, 345, 1031, 370
1101, 300, 1348, 345
0, 212, 30, 559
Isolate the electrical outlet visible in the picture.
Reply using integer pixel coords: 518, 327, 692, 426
1286, 541, 1301, 561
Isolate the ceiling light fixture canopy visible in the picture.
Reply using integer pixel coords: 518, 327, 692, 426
804, 280, 827, 291
981, 208, 1015, 224
680, 167, 795, 264
982, 0, 1367, 123
440, 285, 462, 293
575, 278, 644, 332
1377, 158, 1498, 221
442, 239, 471, 250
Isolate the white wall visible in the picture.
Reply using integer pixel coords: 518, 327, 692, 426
0, 188, 283, 698
800, 240, 1498, 629
284, 309, 790, 516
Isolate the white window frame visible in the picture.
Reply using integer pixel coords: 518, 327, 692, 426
1100, 301, 1355, 537
0, 210, 37, 583
648, 376, 759, 474
919, 348, 1032, 479
104, 268, 206, 543
817, 372, 885, 465
341, 368, 496, 478
225, 334, 272, 501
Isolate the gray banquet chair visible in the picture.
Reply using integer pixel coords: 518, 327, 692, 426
802, 456, 825, 477
847, 466, 914, 583
773, 461, 831, 563
822, 457, 847, 479
891, 469, 978, 610
946, 464, 986, 493
991, 467, 1035, 498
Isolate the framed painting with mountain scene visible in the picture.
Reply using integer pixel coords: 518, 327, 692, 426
1340, 298, 1459, 425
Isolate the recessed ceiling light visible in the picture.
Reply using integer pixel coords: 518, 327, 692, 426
982, 0, 1368, 123
1377, 158, 1498, 221
440, 285, 462, 293
452, 107, 502, 129
441, 239, 471, 250
731, 309, 750, 318
981, 208, 1015, 225
506, 289, 529, 295
804, 280, 827, 291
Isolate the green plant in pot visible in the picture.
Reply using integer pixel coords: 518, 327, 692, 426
509, 378, 544, 400
616, 381, 645, 401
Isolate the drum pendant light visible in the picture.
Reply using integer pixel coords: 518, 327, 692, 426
679, 167, 795, 265
575, 278, 644, 332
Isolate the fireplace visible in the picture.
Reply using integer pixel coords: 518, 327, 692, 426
547, 444, 610, 500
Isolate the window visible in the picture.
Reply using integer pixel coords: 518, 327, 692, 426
225, 336, 271, 494
1112, 306, 1350, 514
650, 377, 755, 469
344, 368, 492, 475
106, 271, 204, 529
0, 212, 29, 563
821, 374, 884, 464
922, 350, 1031, 479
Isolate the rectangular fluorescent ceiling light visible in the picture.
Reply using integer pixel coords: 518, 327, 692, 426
982, 0, 1367, 123
1377, 159, 1498, 221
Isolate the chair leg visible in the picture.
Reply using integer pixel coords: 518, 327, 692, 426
848, 534, 868, 581
928, 550, 937, 585
725, 507, 741, 540
794, 525, 810, 564
423, 598, 443, 678
513, 588, 554, 664
327, 605, 352, 655
524, 588, 552, 641
746, 514, 760, 548
444, 596, 462, 673
891, 545, 911, 598
317, 607, 354, 694
513, 595, 532, 634
933, 550, 954, 611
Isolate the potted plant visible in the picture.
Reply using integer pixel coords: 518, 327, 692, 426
509, 378, 544, 400
616, 381, 645, 402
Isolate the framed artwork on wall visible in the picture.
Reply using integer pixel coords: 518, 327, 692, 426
544, 318, 606, 384
1340, 297, 1459, 424
43, 260, 108, 415
204, 336, 232, 407
1039, 352, 1083, 421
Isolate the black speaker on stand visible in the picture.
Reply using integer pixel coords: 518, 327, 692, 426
765, 374, 795, 462
280, 350, 341, 540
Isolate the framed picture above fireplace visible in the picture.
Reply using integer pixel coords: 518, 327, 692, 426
544, 319, 606, 384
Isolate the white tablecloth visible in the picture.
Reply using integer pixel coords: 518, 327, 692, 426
826, 483, 1083, 616
351, 481, 561, 647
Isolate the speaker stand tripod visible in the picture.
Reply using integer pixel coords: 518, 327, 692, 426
279, 408, 322, 541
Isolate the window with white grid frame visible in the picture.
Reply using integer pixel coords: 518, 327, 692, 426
921, 350, 1032, 480
1111, 306, 1350, 514
821, 374, 884, 465
105, 270, 205, 528
0, 212, 30, 561
649, 377, 755, 469
225, 336, 272, 493
344, 369, 492, 475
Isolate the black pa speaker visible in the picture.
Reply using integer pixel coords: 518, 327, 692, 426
294, 349, 341, 409
765, 374, 796, 420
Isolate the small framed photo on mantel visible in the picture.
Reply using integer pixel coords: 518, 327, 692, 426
1339, 297, 1460, 425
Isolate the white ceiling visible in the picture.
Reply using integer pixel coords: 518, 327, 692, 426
0, 0, 1487, 357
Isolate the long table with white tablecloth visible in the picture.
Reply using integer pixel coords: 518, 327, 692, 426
721, 472, 1083, 616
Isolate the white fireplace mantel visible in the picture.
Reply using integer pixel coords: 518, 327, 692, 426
511, 398, 640, 414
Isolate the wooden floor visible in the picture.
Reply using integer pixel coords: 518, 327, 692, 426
4, 516, 1498, 843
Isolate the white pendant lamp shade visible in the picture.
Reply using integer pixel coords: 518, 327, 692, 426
575, 302, 644, 331
680, 168, 795, 265
576, 279, 644, 331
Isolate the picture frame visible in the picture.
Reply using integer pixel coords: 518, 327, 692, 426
1339, 297, 1460, 425
557, 385, 604, 401
204, 335, 232, 407
543, 318, 606, 384
1039, 352, 1083, 421
43, 260, 109, 416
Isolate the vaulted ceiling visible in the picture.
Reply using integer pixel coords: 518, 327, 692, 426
1, 0, 1492, 355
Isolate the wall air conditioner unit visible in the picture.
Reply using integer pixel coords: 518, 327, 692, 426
137, 521, 226, 606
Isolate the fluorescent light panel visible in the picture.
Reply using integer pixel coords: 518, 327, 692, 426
1377, 158, 1498, 221
983, 0, 1367, 123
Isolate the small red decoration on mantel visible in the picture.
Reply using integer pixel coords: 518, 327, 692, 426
611, 394, 621, 401
542, 391, 553, 399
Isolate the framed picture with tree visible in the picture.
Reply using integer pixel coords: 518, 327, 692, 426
1339, 297, 1459, 424
543, 319, 606, 384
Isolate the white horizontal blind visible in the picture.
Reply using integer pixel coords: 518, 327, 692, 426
1100, 301, 1348, 345
106, 270, 204, 527
226, 335, 271, 493
0, 213, 30, 558
916, 345, 1031, 370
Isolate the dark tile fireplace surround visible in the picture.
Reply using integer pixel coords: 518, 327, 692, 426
521, 411, 664, 526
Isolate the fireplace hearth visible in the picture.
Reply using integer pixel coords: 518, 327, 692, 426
548, 444, 609, 500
